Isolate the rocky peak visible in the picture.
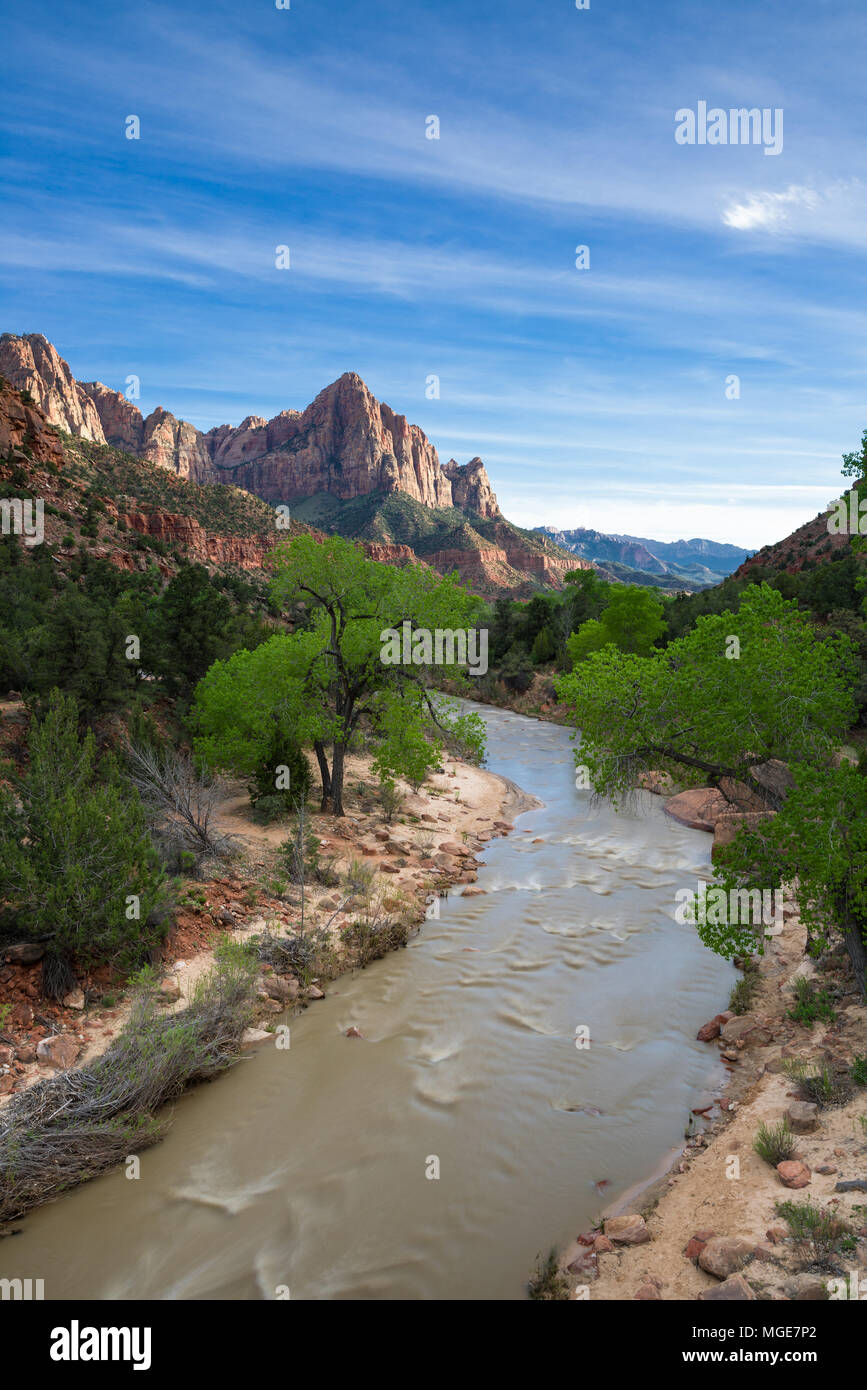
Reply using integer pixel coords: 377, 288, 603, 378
442, 456, 500, 520
0, 333, 106, 443
0, 333, 504, 522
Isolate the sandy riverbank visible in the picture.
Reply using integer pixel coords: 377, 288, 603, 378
0, 749, 539, 1104
562, 893, 867, 1301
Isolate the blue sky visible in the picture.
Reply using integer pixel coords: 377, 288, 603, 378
3, 0, 866, 547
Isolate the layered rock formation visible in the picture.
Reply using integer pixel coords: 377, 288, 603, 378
0, 333, 589, 595
0, 335, 499, 514
0, 375, 64, 471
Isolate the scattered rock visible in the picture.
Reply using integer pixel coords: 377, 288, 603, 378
782, 1274, 829, 1301
307, 985, 325, 1000
345, 1026, 364, 1039
240, 1028, 271, 1049
777, 1161, 811, 1189
263, 976, 298, 1003
786, 1102, 819, 1134
604, 1213, 650, 1246
834, 1179, 867, 1193
158, 977, 181, 1003
815, 1164, 837, 1176
61, 987, 85, 1010
634, 1283, 662, 1300
592, 1235, 613, 1253
720, 1014, 765, 1045
566, 1250, 597, 1280
35, 1034, 80, 1070
698, 1236, 754, 1279
684, 1230, 716, 1260
663, 788, 729, 831
699, 1274, 757, 1301
697, 1013, 732, 1042
4, 942, 45, 964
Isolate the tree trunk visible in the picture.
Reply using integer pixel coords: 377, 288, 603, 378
842, 916, 867, 999
313, 741, 332, 812
331, 741, 346, 817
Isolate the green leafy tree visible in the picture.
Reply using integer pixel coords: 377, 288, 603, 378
557, 584, 856, 806
566, 584, 665, 665
196, 536, 486, 815
555, 584, 861, 985
841, 427, 867, 480
714, 760, 867, 994
0, 692, 167, 995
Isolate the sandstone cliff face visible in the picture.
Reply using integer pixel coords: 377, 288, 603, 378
0, 377, 65, 471
0, 333, 593, 597
121, 509, 275, 570
0, 334, 105, 443
442, 457, 500, 520
0, 336, 501, 519
209, 374, 460, 507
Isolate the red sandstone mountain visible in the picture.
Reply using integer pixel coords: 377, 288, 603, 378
733, 505, 851, 579
0, 334, 500, 516
0, 333, 585, 596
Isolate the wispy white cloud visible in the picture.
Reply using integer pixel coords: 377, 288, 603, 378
723, 184, 820, 231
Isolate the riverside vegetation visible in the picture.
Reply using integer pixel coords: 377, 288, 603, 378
1, 377, 865, 1287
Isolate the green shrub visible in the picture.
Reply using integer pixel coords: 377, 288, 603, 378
850, 1054, 867, 1087
786, 977, 837, 1027
774, 1199, 853, 1267
753, 1119, 797, 1166
0, 692, 168, 995
729, 958, 761, 1013
782, 1059, 854, 1108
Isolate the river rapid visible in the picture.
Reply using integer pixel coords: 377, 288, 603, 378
4, 703, 733, 1300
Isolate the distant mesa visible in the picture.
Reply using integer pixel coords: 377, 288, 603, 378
535, 524, 752, 586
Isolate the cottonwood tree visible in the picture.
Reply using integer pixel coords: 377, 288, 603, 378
566, 584, 666, 664
556, 584, 865, 987
194, 535, 485, 816
713, 758, 867, 995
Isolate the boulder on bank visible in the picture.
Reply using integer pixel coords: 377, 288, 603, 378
4, 942, 45, 964
786, 1101, 819, 1134
603, 1213, 650, 1245
36, 1034, 80, 1070
698, 1236, 753, 1279
699, 1273, 756, 1301
697, 1012, 733, 1042
782, 1274, 829, 1301
720, 1014, 770, 1046
777, 1160, 811, 1189
663, 789, 729, 832
712, 810, 776, 861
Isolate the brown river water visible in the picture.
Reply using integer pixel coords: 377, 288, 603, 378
3, 704, 733, 1300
